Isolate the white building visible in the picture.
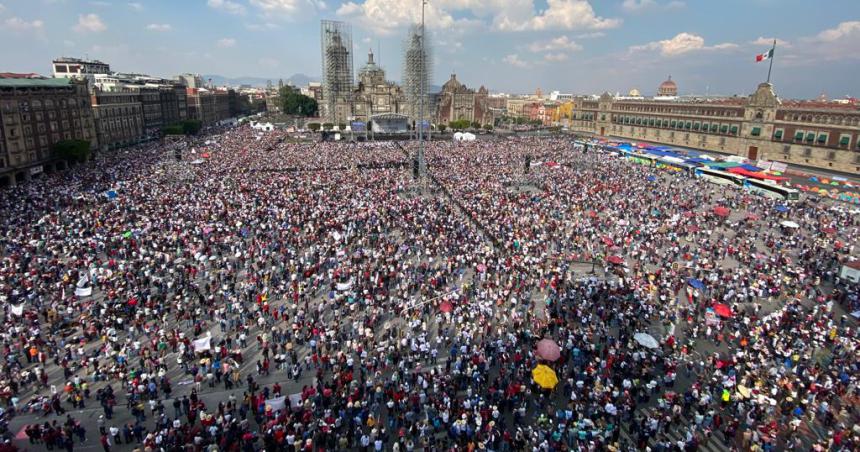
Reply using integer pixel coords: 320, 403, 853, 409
52, 57, 111, 82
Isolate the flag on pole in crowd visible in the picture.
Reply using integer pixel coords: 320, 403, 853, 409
193, 336, 211, 352
755, 48, 773, 62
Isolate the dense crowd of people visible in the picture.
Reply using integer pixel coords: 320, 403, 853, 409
0, 126, 857, 452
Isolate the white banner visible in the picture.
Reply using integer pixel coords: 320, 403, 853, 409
265, 396, 286, 412
11, 304, 24, 316
336, 280, 353, 291
770, 162, 787, 172
193, 337, 211, 352
75, 287, 93, 297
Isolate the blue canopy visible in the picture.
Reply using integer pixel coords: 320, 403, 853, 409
646, 175, 656, 182
106, 190, 118, 199
774, 205, 789, 213
688, 278, 705, 290
739, 164, 764, 172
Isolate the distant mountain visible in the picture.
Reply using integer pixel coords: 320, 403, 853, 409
202, 73, 320, 88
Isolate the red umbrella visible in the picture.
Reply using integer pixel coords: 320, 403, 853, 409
601, 236, 614, 246
127, 298, 138, 306
587, 210, 598, 218
713, 206, 730, 218
712, 303, 733, 318
439, 301, 453, 313
607, 255, 624, 265
201, 152, 211, 158
536, 339, 561, 362
822, 227, 837, 235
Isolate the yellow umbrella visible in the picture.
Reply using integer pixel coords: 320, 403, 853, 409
737, 385, 751, 398
532, 364, 559, 389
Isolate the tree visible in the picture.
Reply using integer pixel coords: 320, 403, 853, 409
449, 119, 470, 130
338, 123, 346, 130
53, 139, 90, 161
483, 124, 494, 131
470, 121, 480, 129
181, 119, 202, 135
322, 123, 334, 131
438, 124, 447, 133
162, 124, 185, 136
307, 123, 321, 132
279, 86, 318, 117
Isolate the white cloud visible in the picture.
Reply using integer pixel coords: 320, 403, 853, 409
250, 0, 300, 15
622, 0, 684, 12
339, 0, 619, 35
810, 21, 860, 42
207, 0, 246, 15
630, 32, 735, 57
1, 16, 44, 32
751, 37, 791, 48
0, 3, 6, 14
544, 52, 568, 61
575, 31, 605, 39
217, 37, 236, 48
146, 23, 172, 32
246, 22, 279, 31
503, 53, 528, 67
128, 2, 143, 10
73, 13, 106, 33
498, 0, 621, 31
528, 35, 582, 52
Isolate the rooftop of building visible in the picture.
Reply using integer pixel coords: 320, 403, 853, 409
53, 57, 109, 64
0, 76, 75, 88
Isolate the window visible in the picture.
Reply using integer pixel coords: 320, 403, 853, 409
751, 127, 761, 136
710, 124, 718, 132
827, 151, 836, 160
662, 120, 669, 127
693, 122, 700, 131
730, 125, 739, 135
838, 136, 850, 147
783, 145, 791, 154
685, 121, 692, 129
719, 137, 726, 145
817, 134, 827, 144
721, 125, 729, 133
804, 148, 812, 157
806, 132, 815, 142
670, 120, 676, 127
701, 122, 709, 131
773, 129, 783, 140
794, 131, 804, 141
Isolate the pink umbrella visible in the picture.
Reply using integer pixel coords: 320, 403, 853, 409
536, 339, 561, 362
601, 236, 614, 246
712, 303, 733, 318
439, 301, 453, 313
713, 206, 730, 218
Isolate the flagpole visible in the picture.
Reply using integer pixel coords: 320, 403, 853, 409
766, 39, 776, 84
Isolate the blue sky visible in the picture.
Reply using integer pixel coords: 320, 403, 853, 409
1, 0, 858, 98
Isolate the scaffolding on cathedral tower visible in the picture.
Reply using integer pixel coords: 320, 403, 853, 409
320, 20, 354, 124
402, 18, 432, 176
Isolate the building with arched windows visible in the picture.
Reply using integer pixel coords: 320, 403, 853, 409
568, 82, 860, 173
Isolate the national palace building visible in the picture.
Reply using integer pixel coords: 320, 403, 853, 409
568, 80, 860, 174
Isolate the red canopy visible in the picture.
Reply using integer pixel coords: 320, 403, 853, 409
712, 303, 733, 318
713, 206, 731, 218
607, 255, 624, 265
602, 236, 614, 246
439, 301, 453, 313
821, 227, 837, 235
726, 167, 789, 182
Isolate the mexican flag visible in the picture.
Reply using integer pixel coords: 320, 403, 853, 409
755, 48, 773, 62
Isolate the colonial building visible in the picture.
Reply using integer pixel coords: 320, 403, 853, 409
350, 51, 406, 123
568, 82, 860, 173
434, 74, 492, 126
91, 87, 144, 150
185, 88, 230, 125
0, 75, 97, 187
52, 57, 111, 82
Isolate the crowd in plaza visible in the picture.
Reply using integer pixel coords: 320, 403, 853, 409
0, 126, 857, 452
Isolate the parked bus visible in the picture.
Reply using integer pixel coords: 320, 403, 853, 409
694, 167, 745, 186
744, 178, 800, 200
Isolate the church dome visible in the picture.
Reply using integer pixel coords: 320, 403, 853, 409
628, 88, 641, 97
658, 76, 677, 96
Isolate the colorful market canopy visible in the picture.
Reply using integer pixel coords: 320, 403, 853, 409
726, 167, 789, 182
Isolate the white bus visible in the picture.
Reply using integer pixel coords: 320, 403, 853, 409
694, 167, 745, 186
744, 178, 800, 200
